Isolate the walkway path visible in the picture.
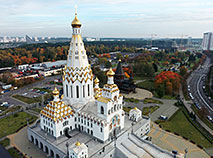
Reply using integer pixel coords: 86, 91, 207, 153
148, 123, 210, 158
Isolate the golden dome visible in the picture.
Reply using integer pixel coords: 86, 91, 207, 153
94, 77, 99, 84
71, 13, 82, 28
75, 141, 81, 146
134, 107, 138, 110
107, 68, 115, 76
52, 87, 59, 96
119, 59, 121, 62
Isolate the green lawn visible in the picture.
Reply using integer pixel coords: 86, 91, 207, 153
142, 105, 160, 116
13, 95, 41, 104
143, 98, 163, 104
156, 109, 213, 148
0, 106, 22, 116
31, 107, 41, 113
191, 105, 213, 130
125, 98, 139, 103
0, 138, 10, 147
123, 107, 132, 113
136, 80, 154, 91
134, 76, 152, 81
7, 147, 22, 158
0, 112, 37, 138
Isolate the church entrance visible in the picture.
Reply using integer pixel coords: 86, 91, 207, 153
64, 127, 72, 138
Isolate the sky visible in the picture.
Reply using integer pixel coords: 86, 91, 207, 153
0, 0, 213, 38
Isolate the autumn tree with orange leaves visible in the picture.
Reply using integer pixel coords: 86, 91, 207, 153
155, 71, 181, 97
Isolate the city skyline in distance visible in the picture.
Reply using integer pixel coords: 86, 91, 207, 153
0, 0, 213, 38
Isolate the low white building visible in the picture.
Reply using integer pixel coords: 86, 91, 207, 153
39, 68, 62, 77
18, 64, 29, 70
69, 141, 88, 158
129, 107, 142, 122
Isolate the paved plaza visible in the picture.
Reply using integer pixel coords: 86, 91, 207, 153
148, 123, 210, 158
122, 88, 153, 100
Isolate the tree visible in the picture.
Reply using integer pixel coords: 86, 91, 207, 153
179, 66, 188, 77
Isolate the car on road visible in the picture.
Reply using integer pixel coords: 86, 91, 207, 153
189, 93, 194, 100
207, 116, 212, 122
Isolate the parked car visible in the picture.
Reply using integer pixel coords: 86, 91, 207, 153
159, 115, 168, 120
22, 93, 27, 96
207, 116, 212, 122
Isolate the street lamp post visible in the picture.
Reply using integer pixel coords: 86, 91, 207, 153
66, 142, 69, 157
184, 148, 188, 158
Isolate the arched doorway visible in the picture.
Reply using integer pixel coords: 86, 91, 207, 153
50, 149, 54, 157
64, 127, 72, 138
40, 142, 43, 150
35, 139, 38, 146
45, 146, 49, 154
56, 154, 60, 158
31, 136, 34, 143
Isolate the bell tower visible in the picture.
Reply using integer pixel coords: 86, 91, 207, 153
62, 9, 94, 109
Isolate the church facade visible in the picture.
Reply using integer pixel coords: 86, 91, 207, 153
38, 11, 125, 143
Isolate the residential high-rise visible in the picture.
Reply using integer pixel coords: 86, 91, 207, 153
202, 32, 213, 51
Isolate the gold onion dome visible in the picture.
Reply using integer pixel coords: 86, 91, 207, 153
134, 107, 138, 110
52, 87, 59, 96
71, 13, 82, 28
107, 68, 115, 76
94, 77, 99, 84
75, 141, 81, 146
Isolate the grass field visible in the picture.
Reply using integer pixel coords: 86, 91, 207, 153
7, 147, 22, 158
13, 93, 52, 104
136, 80, 154, 91
0, 106, 22, 116
125, 98, 139, 103
142, 105, 160, 116
156, 109, 213, 148
191, 105, 213, 130
143, 98, 163, 104
13, 95, 41, 104
0, 138, 10, 147
31, 107, 41, 113
123, 107, 132, 113
0, 112, 37, 138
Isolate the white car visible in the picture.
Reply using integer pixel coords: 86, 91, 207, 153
207, 116, 212, 122
22, 93, 27, 96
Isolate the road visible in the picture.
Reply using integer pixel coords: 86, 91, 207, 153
0, 75, 61, 108
187, 57, 213, 114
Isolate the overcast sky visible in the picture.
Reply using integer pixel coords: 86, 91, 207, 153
0, 0, 213, 38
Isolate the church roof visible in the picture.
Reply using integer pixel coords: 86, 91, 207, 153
40, 99, 73, 122
115, 60, 124, 76
71, 13, 82, 28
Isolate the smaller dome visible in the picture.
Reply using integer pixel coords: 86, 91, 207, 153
107, 68, 115, 76
52, 87, 59, 96
134, 107, 138, 110
94, 77, 99, 84
71, 13, 82, 28
75, 141, 81, 146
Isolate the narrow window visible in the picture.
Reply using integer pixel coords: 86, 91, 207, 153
83, 85, 85, 97
88, 84, 90, 96
76, 85, 79, 98
101, 106, 104, 114
66, 84, 68, 97
70, 86, 73, 98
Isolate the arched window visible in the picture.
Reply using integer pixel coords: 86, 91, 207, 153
114, 104, 116, 111
88, 84, 90, 96
70, 86, 73, 98
111, 107, 113, 113
108, 110, 110, 115
76, 85, 79, 98
66, 84, 68, 97
101, 106, 104, 114
83, 85, 85, 97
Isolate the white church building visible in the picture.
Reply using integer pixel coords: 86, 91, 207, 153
27, 10, 159, 158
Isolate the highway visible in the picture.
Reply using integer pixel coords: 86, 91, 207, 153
187, 57, 213, 115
